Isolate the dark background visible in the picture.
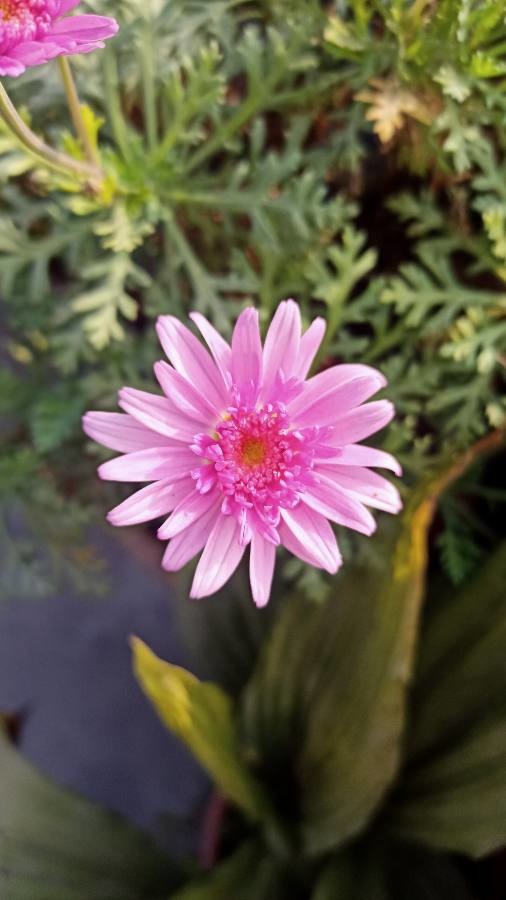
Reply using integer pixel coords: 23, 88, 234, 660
0, 527, 208, 856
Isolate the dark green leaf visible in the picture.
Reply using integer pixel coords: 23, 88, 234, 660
387, 844, 473, 900
312, 846, 388, 900
0, 724, 181, 900
171, 842, 288, 900
389, 542, 506, 856
313, 843, 472, 900
241, 494, 432, 855
241, 445, 501, 857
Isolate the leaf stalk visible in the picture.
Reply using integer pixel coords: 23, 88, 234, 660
0, 79, 102, 190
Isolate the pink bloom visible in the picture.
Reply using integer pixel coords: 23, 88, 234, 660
0, 1, 118, 77
83, 301, 402, 606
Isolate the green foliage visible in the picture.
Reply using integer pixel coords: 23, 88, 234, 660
30, 386, 86, 453
171, 843, 291, 900
390, 540, 506, 857
2, 0, 506, 593
132, 637, 273, 824
1, 3, 506, 894
240, 459, 468, 857
313, 843, 473, 900
437, 500, 484, 585
121, 442, 506, 896
0, 722, 181, 899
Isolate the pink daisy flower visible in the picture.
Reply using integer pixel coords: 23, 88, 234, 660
0, 1, 118, 77
83, 301, 402, 606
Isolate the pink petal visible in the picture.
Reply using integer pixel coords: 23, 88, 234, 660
280, 505, 341, 574
162, 502, 220, 571
249, 532, 276, 608
156, 316, 228, 411
154, 361, 217, 425
325, 443, 402, 475
302, 474, 376, 535
321, 466, 402, 514
293, 317, 326, 380
231, 308, 262, 394
61, 39, 109, 54
9, 40, 60, 66
0, 55, 26, 76
50, 14, 119, 41
289, 364, 386, 427
107, 478, 191, 527
82, 411, 175, 453
58, 0, 81, 12
118, 387, 201, 442
158, 486, 219, 540
261, 299, 301, 396
98, 446, 194, 483
189, 312, 232, 385
190, 514, 246, 598
327, 400, 395, 445
278, 521, 324, 569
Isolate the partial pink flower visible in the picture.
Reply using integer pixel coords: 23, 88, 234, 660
0, 1, 118, 77
83, 301, 402, 606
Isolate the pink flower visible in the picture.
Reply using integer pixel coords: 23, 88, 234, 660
83, 301, 402, 606
0, 1, 118, 77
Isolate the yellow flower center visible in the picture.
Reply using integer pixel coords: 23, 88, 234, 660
240, 437, 266, 467
0, 1, 17, 20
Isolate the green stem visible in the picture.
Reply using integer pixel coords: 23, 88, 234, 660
185, 94, 259, 174
140, 16, 157, 151
184, 31, 304, 175
0, 80, 101, 188
163, 211, 229, 329
362, 321, 407, 364
103, 51, 131, 161
58, 56, 100, 168
316, 298, 348, 366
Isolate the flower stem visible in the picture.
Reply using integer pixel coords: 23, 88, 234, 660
0, 80, 101, 188
58, 56, 100, 168
103, 51, 131, 161
140, 15, 157, 151
199, 790, 227, 870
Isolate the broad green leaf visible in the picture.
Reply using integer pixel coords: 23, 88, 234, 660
241, 443, 502, 856
313, 843, 472, 900
387, 845, 473, 899
312, 847, 388, 900
0, 723, 180, 900
131, 638, 272, 824
171, 842, 288, 900
241, 496, 432, 855
388, 541, 506, 857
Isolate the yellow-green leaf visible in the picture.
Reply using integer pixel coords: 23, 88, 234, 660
131, 638, 272, 823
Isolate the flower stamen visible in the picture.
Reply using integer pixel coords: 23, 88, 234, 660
191, 393, 331, 543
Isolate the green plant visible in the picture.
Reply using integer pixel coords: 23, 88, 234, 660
1, 3, 506, 896
2, 437, 504, 898
1, 1, 505, 595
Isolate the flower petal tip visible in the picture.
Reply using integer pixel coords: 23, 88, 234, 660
252, 593, 270, 609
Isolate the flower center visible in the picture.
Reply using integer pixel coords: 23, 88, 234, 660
191, 397, 332, 544
240, 436, 266, 467
0, 0, 56, 49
